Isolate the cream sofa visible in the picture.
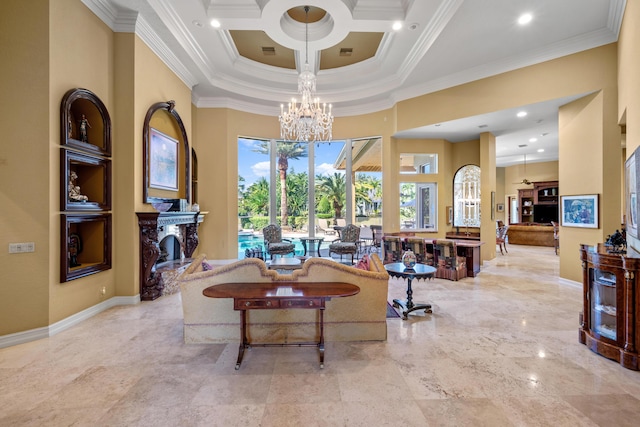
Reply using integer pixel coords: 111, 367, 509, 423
179, 253, 390, 344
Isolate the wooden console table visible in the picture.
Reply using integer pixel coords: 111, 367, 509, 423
203, 282, 360, 369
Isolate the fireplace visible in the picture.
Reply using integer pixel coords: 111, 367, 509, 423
158, 233, 182, 264
136, 211, 205, 300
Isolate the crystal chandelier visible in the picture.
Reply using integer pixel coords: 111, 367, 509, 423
279, 6, 333, 142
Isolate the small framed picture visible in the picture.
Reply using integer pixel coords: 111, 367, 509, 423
446, 206, 453, 224
560, 194, 599, 228
497, 203, 504, 212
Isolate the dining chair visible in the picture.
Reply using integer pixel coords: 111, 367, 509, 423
496, 225, 509, 255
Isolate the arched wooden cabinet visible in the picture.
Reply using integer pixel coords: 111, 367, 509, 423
579, 244, 640, 370
59, 88, 112, 282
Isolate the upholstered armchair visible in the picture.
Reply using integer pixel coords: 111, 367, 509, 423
382, 235, 403, 264
433, 239, 467, 281
328, 223, 360, 263
262, 224, 295, 259
403, 237, 434, 266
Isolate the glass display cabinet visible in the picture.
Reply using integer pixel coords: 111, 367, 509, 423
579, 244, 640, 370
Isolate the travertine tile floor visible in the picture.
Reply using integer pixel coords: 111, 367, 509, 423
2, 244, 640, 426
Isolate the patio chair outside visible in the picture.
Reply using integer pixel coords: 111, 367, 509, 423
262, 224, 295, 259
317, 218, 336, 235
329, 224, 360, 263
359, 225, 373, 254
370, 225, 382, 254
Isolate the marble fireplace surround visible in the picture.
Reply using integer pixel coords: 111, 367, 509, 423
136, 211, 205, 301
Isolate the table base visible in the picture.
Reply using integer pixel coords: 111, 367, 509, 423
236, 308, 325, 369
392, 299, 432, 320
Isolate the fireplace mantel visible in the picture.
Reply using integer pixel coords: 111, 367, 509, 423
136, 211, 205, 300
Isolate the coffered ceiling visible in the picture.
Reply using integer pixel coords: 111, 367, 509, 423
82, 0, 626, 166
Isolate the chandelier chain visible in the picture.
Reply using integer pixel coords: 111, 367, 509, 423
278, 5, 333, 142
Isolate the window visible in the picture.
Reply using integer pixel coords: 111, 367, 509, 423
453, 165, 481, 227
237, 137, 382, 257
400, 182, 437, 230
399, 153, 438, 174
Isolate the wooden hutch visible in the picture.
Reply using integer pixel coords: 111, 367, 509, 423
579, 244, 640, 370
518, 181, 558, 223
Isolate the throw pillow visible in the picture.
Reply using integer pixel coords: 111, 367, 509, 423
202, 261, 214, 271
355, 254, 370, 271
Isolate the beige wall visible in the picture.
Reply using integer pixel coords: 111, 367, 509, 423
618, 0, 640, 255
559, 89, 620, 281
619, 0, 640, 157
397, 45, 618, 133
1, 0, 196, 335
0, 0, 51, 335
48, 0, 116, 324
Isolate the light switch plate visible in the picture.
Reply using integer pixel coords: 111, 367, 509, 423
9, 242, 35, 253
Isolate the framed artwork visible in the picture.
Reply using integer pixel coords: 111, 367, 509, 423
626, 150, 638, 239
560, 194, 599, 228
446, 206, 453, 224
497, 203, 505, 212
149, 128, 178, 191
491, 191, 495, 220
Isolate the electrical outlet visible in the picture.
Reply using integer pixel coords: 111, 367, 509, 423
9, 242, 35, 253
100, 286, 107, 296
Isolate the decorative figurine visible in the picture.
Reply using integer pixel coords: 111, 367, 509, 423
69, 233, 82, 267
68, 171, 89, 202
605, 229, 626, 254
79, 114, 91, 143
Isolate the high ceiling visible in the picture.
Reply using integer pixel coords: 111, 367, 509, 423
84, 0, 626, 167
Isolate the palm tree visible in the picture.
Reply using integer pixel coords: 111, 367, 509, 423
317, 173, 346, 221
243, 177, 270, 216
254, 141, 307, 226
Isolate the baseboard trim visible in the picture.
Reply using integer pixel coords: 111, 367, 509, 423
0, 295, 140, 349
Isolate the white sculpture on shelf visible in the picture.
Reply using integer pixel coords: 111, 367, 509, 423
68, 171, 88, 202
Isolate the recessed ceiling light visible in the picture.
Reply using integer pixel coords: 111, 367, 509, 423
529, 138, 537, 142
210, 19, 221, 28
517, 111, 527, 118
518, 13, 533, 25
392, 21, 403, 31
408, 23, 419, 31
537, 148, 544, 153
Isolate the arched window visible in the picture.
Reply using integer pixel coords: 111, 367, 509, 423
453, 165, 481, 227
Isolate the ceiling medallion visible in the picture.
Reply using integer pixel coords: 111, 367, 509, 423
279, 6, 333, 142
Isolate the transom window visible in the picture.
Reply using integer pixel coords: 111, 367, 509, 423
399, 153, 438, 174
